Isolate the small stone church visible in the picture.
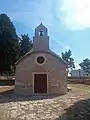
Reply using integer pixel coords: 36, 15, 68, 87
15, 23, 67, 95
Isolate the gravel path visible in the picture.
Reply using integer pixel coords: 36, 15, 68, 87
0, 84, 90, 120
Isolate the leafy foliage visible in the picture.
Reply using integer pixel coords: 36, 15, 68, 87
61, 49, 75, 70
0, 13, 33, 75
0, 13, 20, 75
20, 34, 33, 57
79, 58, 90, 75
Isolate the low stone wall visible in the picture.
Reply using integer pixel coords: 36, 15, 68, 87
68, 76, 90, 85
68, 77, 84, 84
0, 76, 15, 86
83, 79, 90, 85
0, 79, 15, 86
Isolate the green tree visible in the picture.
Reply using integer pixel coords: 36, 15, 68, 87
61, 49, 75, 71
20, 34, 33, 57
79, 58, 90, 75
0, 13, 20, 75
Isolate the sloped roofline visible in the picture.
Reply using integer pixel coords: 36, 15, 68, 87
15, 49, 68, 68
49, 49, 68, 67
35, 23, 47, 30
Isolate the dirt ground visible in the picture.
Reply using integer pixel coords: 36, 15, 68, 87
0, 84, 90, 120
0, 86, 14, 93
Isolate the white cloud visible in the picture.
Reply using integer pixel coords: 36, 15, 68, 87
7, 0, 71, 53
2, 0, 81, 68
60, 0, 90, 30
8, 0, 54, 29
50, 35, 70, 51
6, 0, 90, 30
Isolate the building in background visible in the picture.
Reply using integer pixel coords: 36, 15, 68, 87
70, 69, 90, 77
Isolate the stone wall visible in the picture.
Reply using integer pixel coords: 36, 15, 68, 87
15, 52, 67, 95
68, 77, 90, 85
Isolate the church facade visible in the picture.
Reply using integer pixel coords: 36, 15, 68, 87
15, 23, 67, 95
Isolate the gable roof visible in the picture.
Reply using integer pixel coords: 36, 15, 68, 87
15, 48, 33, 65
15, 49, 67, 67
35, 23, 47, 30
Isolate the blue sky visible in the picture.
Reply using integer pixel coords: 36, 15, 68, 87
0, 0, 90, 68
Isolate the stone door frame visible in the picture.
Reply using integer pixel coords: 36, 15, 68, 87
32, 72, 49, 94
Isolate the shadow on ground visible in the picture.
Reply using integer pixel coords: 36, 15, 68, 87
55, 98, 90, 120
0, 90, 60, 103
1, 91, 90, 120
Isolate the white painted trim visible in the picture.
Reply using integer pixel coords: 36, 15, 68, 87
35, 54, 46, 66
32, 72, 49, 94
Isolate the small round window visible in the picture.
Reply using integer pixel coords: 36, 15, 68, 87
37, 56, 45, 64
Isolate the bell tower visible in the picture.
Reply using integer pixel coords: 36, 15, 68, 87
33, 23, 49, 51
